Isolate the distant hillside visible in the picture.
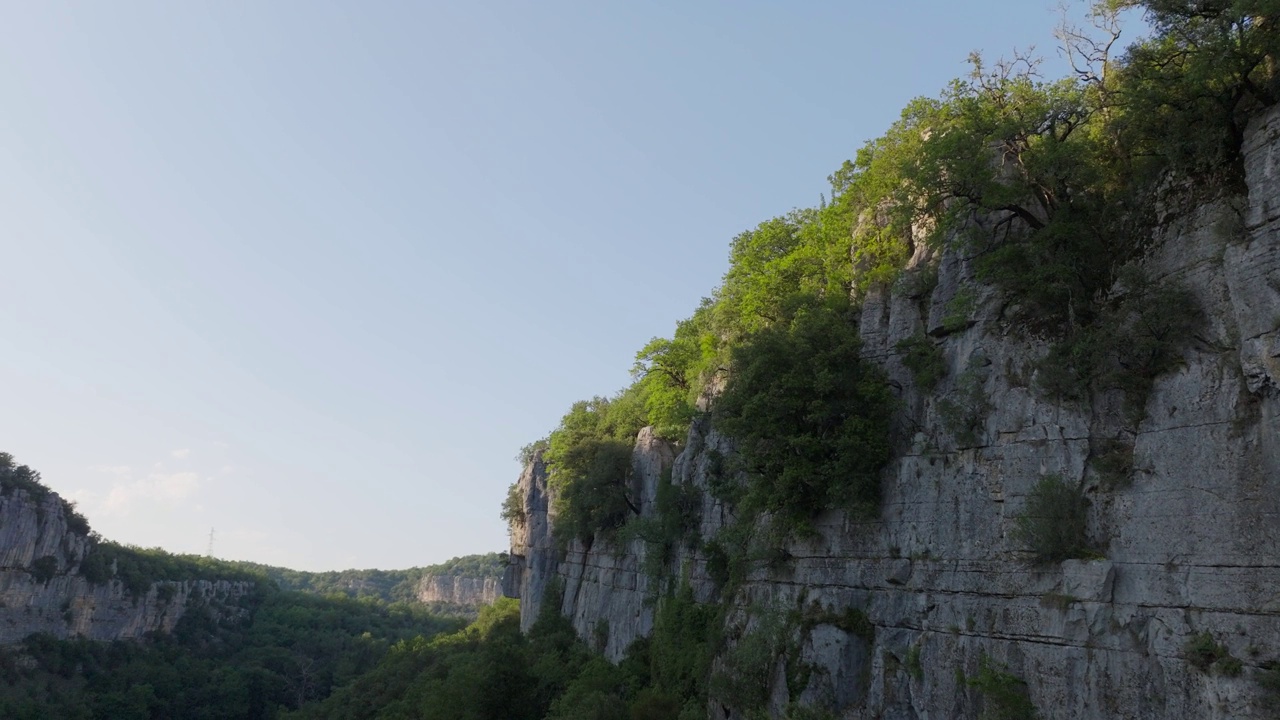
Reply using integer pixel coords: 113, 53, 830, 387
232, 552, 507, 609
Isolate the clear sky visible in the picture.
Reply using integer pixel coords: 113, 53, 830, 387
0, 1, 1144, 571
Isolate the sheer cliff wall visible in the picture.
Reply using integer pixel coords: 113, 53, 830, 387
415, 574, 501, 607
504, 103, 1280, 719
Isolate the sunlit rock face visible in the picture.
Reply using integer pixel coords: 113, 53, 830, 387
0, 487, 253, 644
414, 574, 501, 606
506, 104, 1280, 719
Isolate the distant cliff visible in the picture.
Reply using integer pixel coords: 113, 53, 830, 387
0, 455, 255, 643
414, 573, 501, 606
250, 552, 506, 611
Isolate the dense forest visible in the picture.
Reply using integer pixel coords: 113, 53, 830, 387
5, 1, 1280, 718
0, 589, 461, 719
289, 588, 720, 720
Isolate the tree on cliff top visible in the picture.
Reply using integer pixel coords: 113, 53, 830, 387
544, 392, 648, 544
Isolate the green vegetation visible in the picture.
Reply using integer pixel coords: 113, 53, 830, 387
709, 608, 792, 715
501, 481, 526, 525
896, 333, 946, 392
1259, 661, 1280, 711
290, 584, 721, 720
938, 360, 992, 448
941, 287, 978, 334
1118, 0, 1280, 183
712, 299, 894, 535
1034, 272, 1202, 424
794, 603, 874, 644
516, 439, 549, 468
1014, 475, 1091, 564
619, 469, 703, 585
963, 655, 1038, 720
5, 453, 503, 611
0, 454, 269, 597
29, 555, 58, 584
79, 543, 265, 597
1090, 437, 1136, 490
240, 553, 508, 608
0, 590, 459, 720
81, 540, 506, 609
0, 453, 90, 536
644, 586, 721, 719
905, 643, 924, 680
544, 394, 649, 544
1184, 631, 1241, 675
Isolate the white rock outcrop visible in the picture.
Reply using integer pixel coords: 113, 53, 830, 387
415, 574, 501, 606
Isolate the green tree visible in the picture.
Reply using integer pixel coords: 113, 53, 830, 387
1117, 0, 1280, 178
632, 305, 715, 441
712, 299, 893, 532
544, 394, 648, 544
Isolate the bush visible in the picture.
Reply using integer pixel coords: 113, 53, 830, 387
905, 644, 924, 680
709, 608, 791, 713
0, 453, 53, 502
896, 333, 946, 391
964, 655, 1037, 720
703, 541, 730, 592
1091, 438, 1134, 490
501, 482, 526, 525
516, 439, 548, 467
625, 470, 702, 584
796, 603, 873, 644
938, 360, 991, 448
704, 449, 745, 508
712, 299, 893, 532
63, 502, 91, 536
1036, 274, 1201, 425
1184, 632, 1238, 674
642, 584, 719, 717
940, 287, 977, 334
1013, 475, 1090, 564
29, 556, 58, 584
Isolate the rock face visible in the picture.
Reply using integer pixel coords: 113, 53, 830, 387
505, 105, 1280, 718
505, 427, 673, 656
0, 487, 253, 644
415, 574, 501, 606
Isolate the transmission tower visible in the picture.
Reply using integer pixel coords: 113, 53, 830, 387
207, 527, 215, 558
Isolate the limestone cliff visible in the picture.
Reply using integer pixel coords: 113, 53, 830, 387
414, 573, 501, 606
0, 485, 253, 644
505, 104, 1280, 718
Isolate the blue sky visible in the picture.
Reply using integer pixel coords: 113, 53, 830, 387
0, 1, 1143, 571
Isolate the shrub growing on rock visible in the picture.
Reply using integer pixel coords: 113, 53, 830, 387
712, 298, 893, 533
896, 333, 946, 392
964, 655, 1037, 720
1013, 475, 1090, 564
